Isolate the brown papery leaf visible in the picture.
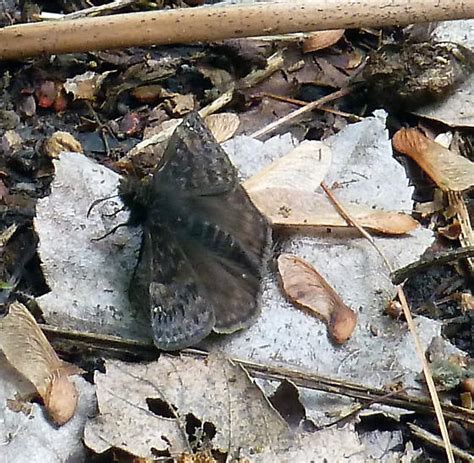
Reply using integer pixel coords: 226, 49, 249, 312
302, 30, 345, 53
277, 254, 357, 344
84, 354, 292, 458
249, 190, 418, 235
0, 301, 79, 425
64, 70, 111, 101
393, 128, 474, 192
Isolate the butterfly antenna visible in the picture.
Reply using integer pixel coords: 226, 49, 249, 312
91, 222, 128, 242
87, 194, 120, 218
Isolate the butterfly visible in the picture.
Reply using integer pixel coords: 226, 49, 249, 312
119, 113, 271, 351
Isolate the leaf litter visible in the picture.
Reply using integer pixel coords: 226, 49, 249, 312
84, 353, 419, 462
1, 8, 473, 462
29, 111, 446, 460
0, 301, 80, 425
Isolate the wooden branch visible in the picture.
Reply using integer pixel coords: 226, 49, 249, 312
1, 0, 474, 60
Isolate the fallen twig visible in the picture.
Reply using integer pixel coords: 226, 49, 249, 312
408, 423, 474, 463
261, 92, 364, 122
391, 246, 474, 285
38, 323, 474, 427
448, 191, 474, 273
251, 86, 355, 138
1, 0, 474, 60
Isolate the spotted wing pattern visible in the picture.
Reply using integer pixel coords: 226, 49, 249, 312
129, 225, 215, 351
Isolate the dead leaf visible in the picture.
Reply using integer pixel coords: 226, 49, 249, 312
64, 71, 111, 101
196, 64, 234, 93
19, 94, 36, 117
131, 84, 164, 103
277, 254, 357, 344
460, 293, 474, 312
176, 451, 217, 463
1, 129, 22, 152
438, 220, 461, 240
249, 190, 418, 235
43, 131, 83, 158
302, 30, 345, 53
0, 301, 79, 425
393, 128, 474, 192
162, 91, 195, 116
84, 354, 291, 460
268, 380, 306, 428
462, 378, 474, 398
35, 80, 61, 108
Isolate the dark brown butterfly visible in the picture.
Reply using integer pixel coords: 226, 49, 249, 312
119, 113, 271, 351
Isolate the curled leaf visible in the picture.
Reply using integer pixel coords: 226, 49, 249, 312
0, 301, 79, 425
277, 254, 357, 344
43, 131, 83, 158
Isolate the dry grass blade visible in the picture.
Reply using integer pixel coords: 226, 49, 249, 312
251, 86, 355, 139
447, 191, 474, 273
321, 182, 455, 463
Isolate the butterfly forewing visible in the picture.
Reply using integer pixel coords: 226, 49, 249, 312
186, 190, 271, 274
154, 113, 237, 196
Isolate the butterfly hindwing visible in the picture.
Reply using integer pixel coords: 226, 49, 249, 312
180, 239, 263, 332
130, 224, 215, 351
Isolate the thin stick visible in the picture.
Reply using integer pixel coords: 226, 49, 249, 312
408, 424, 474, 463
62, 0, 138, 20
320, 182, 455, 463
261, 92, 364, 122
40, 324, 474, 426
251, 86, 354, 139
391, 246, 474, 285
2, 0, 474, 60
448, 191, 474, 273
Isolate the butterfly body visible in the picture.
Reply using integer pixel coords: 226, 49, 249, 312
119, 113, 271, 351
